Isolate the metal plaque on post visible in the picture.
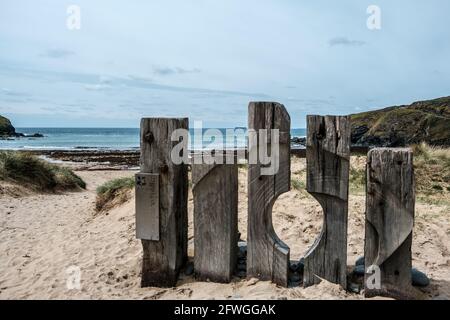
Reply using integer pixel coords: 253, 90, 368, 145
135, 173, 160, 240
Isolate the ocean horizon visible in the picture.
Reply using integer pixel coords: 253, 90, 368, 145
1, 127, 307, 151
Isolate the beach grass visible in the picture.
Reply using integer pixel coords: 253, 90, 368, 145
412, 143, 450, 206
0, 151, 86, 191
96, 177, 135, 211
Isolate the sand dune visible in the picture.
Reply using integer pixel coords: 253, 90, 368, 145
1, 157, 449, 299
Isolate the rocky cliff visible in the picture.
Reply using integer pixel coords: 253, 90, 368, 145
350, 96, 450, 147
0, 115, 16, 136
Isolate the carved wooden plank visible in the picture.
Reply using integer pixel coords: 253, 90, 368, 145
139, 118, 189, 287
364, 148, 415, 299
303, 115, 350, 288
247, 101, 291, 287
135, 173, 159, 240
192, 162, 238, 283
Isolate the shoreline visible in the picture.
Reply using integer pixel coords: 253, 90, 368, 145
6, 146, 370, 169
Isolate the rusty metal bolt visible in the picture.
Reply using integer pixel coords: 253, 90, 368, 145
144, 131, 154, 144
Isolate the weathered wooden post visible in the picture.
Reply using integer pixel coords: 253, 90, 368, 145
136, 118, 189, 287
364, 148, 415, 299
247, 101, 291, 287
192, 161, 238, 283
303, 115, 350, 288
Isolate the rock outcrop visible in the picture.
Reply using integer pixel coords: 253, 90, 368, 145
0, 115, 44, 139
0, 115, 16, 137
350, 96, 450, 147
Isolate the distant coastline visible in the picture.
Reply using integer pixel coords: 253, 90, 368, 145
1, 127, 308, 151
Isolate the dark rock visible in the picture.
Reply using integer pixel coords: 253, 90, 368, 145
355, 256, 365, 266
237, 270, 246, 278
184, 262, 194, 276
289, 272, 301, 283
237, 262, 246, 272
290, 258, 304, 273
289, 261, 298, 273
411, 268, 430, 287
23, 133, 44, 138
347, 282, 361, 294
291, 137, 306, 146
351, 125, 369, 143
353, 264, 365, 277
0, 115, 16, 136
238, 241, 247, 258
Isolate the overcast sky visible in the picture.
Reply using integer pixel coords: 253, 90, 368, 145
1, 0, 449, 128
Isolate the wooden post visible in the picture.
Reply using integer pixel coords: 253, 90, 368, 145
303, 115, 350, 288
192, 162, 238, 283
137, 118, 189, 287
364, 148, 415, 299
247, 101, 291, 287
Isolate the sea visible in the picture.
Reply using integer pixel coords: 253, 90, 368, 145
0, 128, 306, 151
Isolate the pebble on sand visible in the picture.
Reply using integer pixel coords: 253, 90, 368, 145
411, 268, 430, 287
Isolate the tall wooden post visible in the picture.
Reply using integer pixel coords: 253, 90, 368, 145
192, 162, 238, 283
247, 101, 291, 287
303, 115, 350, 288
137, 118, 189, 287
364, 148, 415, 299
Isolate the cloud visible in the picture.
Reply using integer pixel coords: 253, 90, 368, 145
153, 66, 201, 76
328, 37, 366, 47
40, 49, 75, 59
0, 88, 30, 97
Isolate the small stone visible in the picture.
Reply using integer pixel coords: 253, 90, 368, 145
238, 242, 247, 258
289, 272, 301, 283
348, 282, 361, 294
237, 263, 246, 272
355, 256, 365, 266
289, 262, 298, 273
184, 262, 194, 276
353, 264, 365, 276
247, 278, 259, 286
411, 268, 430, 287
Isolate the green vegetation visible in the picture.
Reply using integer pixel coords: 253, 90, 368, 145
349, 166, 365, 193
351, 96, 450, 147
291, 178, 305, 191
412, 143, 450, 202
0, 151, 86, 191
96, 177, 135, 211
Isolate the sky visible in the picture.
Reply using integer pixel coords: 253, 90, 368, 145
0, 0, 449, 128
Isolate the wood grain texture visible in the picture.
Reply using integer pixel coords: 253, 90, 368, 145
139, 118, 189, 287
247, 101, 291, 287
364, 148, 415, 299
303, 115, 350, 288
192, 163, 238, 283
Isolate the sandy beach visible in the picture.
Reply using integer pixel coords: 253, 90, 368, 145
1, 156, 449, 300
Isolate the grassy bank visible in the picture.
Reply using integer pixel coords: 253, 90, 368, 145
0, 151, 86, 192
96, 177, 135, 212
